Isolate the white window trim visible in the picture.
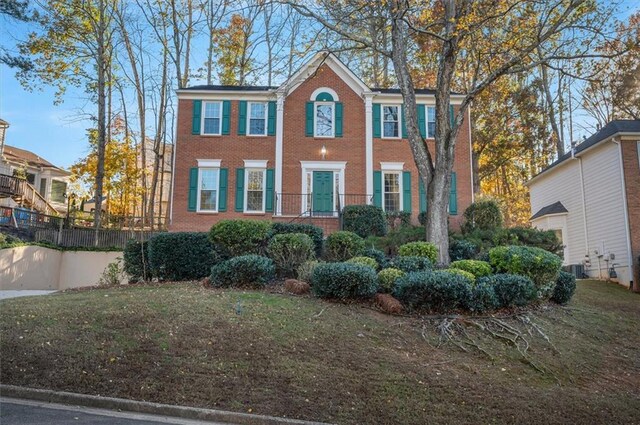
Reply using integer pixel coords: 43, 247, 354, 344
201, 101, 223, 135
637, 141, 640, 169
247, 101, 268, 136
380, 162, 404, 213
197, 159, 221, 168
196, 167, 220, 213
426, 106, 436, 139
244, 168, 266, 213
300, 161, 346, 215
314, 101, 335, 138
381, 104, 402, 139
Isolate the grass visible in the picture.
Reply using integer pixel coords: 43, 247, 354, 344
1, 280, 639, 424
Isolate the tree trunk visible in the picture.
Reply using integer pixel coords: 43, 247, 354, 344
94, 0, 107, 238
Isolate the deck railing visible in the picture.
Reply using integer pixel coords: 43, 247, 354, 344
0, 173, 60, 216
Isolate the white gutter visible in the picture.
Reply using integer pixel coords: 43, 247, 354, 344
613, 137, 634, 286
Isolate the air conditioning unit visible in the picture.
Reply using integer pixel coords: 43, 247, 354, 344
563, 264, 585, 279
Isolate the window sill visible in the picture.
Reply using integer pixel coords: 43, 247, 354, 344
244, 211, 266, 215
196, 211, 219, 214
199, 134, 223, 137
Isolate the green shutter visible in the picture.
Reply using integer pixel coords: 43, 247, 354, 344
267, 101, 276, 136
449, 104, 455, 127
188, 167, 198, 211
449, 172, 457, 215
335, 102, 343, 137
419, 179, 427, 212
305, 102, 314, 137
222, 100, 231, 135
373, 171, 382, 207
237, 101, 247, 135
402, 171, 412, 212
401, 105, 408, 138
192, 100, 202, 135
235, 168, 245, 212
417, 104, 426, 139
315, 92, 334, 102
372, 103, 381, 138
265, 169, 274, 212
219, 168, 228, 211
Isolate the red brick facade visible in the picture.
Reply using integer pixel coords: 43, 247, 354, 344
621, 139, 640, 291
170, 54, 474, 234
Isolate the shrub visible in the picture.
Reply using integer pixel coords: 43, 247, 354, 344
323, 231, 365, 262
148, 232, 219, 281
443, 268, 475, 284
398, 241, 438, 263
209, 220, 272, 257
386, 211, 411, 229
493, 226, 563, 257
449, 238, 478, 261
365, 226, 426, 257
209, 255, 275, 288
270, 222, 323, 257
551, 271, 577, 305
489, 245, 562, 296
346, 256, 378, 270
342, 205, 387, 238
123, 239, 150, 282
297, 260, 321, 283
467, 281, 499, 313
450, 260, 492, 278
362, 247, 389, 269
311, 262, 378, 299
393, 271, 472, 312
392, 256, 433, 273
267, 233, 315, 278
418, 211, 428, 226
377, 268, 405, 293
480, 274, 537, 308
462, 199, 503, 233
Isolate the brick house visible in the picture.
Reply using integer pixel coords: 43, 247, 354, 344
527, 120, 640, 290
169, 52, 474, 234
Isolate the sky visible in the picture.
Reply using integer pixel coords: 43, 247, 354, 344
0, 1, 638, 171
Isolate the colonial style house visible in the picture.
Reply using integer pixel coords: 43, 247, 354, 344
169, 52, 474, 234
527, 120, 640, 290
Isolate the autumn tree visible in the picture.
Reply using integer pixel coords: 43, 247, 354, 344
212, 11, 261, 85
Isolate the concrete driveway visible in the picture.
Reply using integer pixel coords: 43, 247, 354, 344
0, 290, 57, 300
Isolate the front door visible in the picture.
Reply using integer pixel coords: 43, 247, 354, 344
312, 171, 334, 215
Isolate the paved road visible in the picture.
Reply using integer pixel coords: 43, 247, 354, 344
0, 398, 231, 425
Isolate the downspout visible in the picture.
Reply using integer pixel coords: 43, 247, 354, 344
468, 101, 474, 203
574, 144, 589, 265
613, 137, 634, 289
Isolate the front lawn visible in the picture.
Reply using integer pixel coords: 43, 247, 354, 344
1, 280, 638, 424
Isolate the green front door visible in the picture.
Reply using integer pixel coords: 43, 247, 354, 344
312, 171, 334, 215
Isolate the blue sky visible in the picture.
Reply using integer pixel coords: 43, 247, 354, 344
0, 2, 637, 170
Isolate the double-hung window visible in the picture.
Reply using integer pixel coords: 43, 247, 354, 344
245, 168, 266, 212
248, 102, 267, 136
198, 168, 220, 212
382, 105, 400, 138
427, 106, 436, 138
383, 172, 401, 212
203, 102, 222, 135
315, 103, 334, 137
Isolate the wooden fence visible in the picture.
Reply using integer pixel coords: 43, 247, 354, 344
34, 228, 163, 249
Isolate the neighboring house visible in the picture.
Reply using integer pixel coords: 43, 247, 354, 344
527, 120, 640, 290
170, 52, 474, 234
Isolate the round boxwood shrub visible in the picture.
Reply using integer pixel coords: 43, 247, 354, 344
148, 232, 219, 281
123, 239, 149, 282
393, 271, 472, 312
551, 271, 577, 305
450, 260, 492, 279
323, 231, 365, 262
346, 256, 378, 270
479, 274, 537, 308
449, 239, 478, 261
267, 233, 315, 278
397, 241, 438, 263
467, 281, 499, 313
209, 219, 272, 257
461, 199, 503, 233
311, 262, 378, 299
297, 260, 321, 283
270, 222, 323, 257
342, 205, 387, 237
209, 255, 275, 288
362, 247, 389, 269
377, 268, 405, 293
391, 255, 432, 273
489, 245, 562, 297
443, 268, 475, 284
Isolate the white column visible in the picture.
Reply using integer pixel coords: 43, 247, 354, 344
274, 93, 285, 215
364, 94, 374, 202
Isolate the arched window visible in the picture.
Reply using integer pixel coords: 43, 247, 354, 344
305, 88, 343, 138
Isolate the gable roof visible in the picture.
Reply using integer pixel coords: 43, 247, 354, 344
181, 85, 277, 92
2, 144, 70, 174
529, 120, 640, 184
530, 201, 568, 221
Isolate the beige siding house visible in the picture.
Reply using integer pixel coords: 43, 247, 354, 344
527, 120, 640, 290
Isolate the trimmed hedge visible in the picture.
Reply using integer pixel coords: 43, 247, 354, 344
270, 222, 323, 257
323, 231, 365, 262
443, 268, 475, 284
209, 219, 272, 257
450, 260, 492, 278
462, 199, 503, 233
479, 273, 537, 308
311, 262, 378, 299
392, 256, 433, 273
267, 233, 315, 278
209, 255, 275, 288
489, 245, 562, 296
362, 247, 389, 269
551, 271, 577, 305
365, 226, 425, 257
467, 281, 499, 313
148, 232, 219, 281
377, 268, 405, 293
342, 205, 387, 238
449, 238, 478, 261
393, 271, 472, 312
123, 239, 149, 282
346, 256, 378, 270
493, 226, 563, 257
398, 241, 438, 263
